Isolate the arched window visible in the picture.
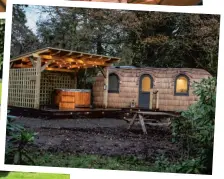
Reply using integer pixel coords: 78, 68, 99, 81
108, 73, 119, 93
174, 74, 190, 96
140, 74, 153, 92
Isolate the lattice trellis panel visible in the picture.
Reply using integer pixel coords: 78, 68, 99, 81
8, 68, 37, 108
40, 71, 76, 106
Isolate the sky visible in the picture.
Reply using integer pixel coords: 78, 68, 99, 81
24, 5, 49, 35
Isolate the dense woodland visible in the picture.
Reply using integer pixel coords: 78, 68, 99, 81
11, 5, 220, 76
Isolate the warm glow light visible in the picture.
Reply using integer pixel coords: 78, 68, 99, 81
141, 76, 151, 92
66, 58, 74, 63
40, 55, 53, 59
176, 76, 188, 93
77, 60, 84, 64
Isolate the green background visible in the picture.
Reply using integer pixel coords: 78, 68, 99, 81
0, 172, 70, 179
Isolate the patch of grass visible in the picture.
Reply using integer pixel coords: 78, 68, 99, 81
29, 152, 154, 171
0, 172, 69, 179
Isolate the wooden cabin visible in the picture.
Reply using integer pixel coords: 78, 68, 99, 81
8, 47, 120, 110
8, 47, 210, 113
92, 66, 211, 112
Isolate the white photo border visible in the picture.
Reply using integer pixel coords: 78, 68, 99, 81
0, 13, 6, 19
0, 0, 223, 178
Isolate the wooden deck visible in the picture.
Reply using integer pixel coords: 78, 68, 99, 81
8, 106, 123, 119
7, 105, 180, 120
42, 107, 121, 112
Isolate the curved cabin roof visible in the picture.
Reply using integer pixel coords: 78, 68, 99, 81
0, 0, 6, 12
108, 66, 211, 79
10, 47, 120, 72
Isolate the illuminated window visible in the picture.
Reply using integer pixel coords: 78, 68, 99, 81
108, 73, 119, 93
141, 76, 152, 92
140, 74, 153, 92
174, 74, 189, 96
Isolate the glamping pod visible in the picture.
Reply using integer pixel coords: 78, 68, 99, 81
92, 67, 211, 112
8, 47, 210, 114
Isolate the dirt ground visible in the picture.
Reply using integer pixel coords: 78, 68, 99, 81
14, 117, 179, 161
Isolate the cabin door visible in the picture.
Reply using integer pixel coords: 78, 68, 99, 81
138, 74, 152, 109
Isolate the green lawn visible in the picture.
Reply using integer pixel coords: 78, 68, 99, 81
28, 152, 156, 172
0, 172, 69, 179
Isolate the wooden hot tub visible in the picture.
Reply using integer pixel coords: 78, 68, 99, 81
54, 89, 91, 109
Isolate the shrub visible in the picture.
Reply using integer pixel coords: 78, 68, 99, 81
5, 112, 37, 165
158, 77, 216, 174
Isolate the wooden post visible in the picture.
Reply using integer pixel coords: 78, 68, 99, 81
103, 67, 109, 108
40, 60, 54, 72
139, 114, 147, 135
127, 113, 138, 130
156, 91, 159, 110
10, 62, 14, 68
34, 57, 41, 109
29, 57, 35, 67
74, 72, 77, 88
149, 90, 153, 110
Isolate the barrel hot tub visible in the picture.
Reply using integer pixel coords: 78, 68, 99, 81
54, 89, 91, 109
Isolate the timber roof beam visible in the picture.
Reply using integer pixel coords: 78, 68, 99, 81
10, 47, 120, 72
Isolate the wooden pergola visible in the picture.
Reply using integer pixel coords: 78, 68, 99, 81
9, 47, 120, 109
10, 47, 120, 73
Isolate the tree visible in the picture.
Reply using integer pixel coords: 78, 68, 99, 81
13, 5, 220, 76
170, 77, 216, 174
11, 5, 40, 57
127, 12, 220, 76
